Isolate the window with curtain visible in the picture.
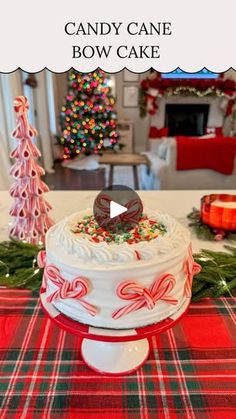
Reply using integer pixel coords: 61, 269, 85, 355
21, 72, 37, 127
162, 68, 219, 79
0, 75, 12, 189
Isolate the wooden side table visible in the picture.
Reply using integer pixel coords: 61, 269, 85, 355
98, 153, 150, 190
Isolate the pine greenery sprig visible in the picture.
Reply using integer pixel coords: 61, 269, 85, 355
0, 240, 43, 290
192, 245, 236, 301
187, 208, 236, 241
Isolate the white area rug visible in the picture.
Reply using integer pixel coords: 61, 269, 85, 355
102, 165, 142, 189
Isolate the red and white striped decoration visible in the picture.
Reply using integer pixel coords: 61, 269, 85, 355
183, 244, 201, 298
13, 96, 29, 115
112, 274, 178, 320
37, 250, 47, 287
134, 250, 141, 261
37, 250, 47, 268
9, 96, 54, 244
12, 96, 38, 139
95, 194, 143, 225
42, 263, 97, 317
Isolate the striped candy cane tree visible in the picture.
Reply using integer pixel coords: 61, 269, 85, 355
9, 96, 54, 245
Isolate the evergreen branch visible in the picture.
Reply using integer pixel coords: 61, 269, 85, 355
187, 208, 236, 241
0, 240, 43, 290
192, 245, 236, 301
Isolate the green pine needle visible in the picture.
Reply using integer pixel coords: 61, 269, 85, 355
0, 240, 43, 290
187, 208, 236, 241
192, 245, 236, 301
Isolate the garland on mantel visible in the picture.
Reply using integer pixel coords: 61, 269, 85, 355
139, 72, 236, 118
0, 240, 235, 301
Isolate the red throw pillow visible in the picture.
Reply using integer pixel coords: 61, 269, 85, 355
215, 127, 223, 136
206, 126, 223, 136
149, 126, 169, 139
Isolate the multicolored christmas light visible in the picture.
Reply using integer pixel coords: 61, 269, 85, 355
58, 69, 119, 159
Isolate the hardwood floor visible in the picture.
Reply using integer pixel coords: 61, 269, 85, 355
43, 163, 106, 190
43, 162, 144, 190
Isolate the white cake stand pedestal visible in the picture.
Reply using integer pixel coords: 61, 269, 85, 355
40, 288, 190, 375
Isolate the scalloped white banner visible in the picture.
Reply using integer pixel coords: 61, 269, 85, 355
0, 0, 235, 73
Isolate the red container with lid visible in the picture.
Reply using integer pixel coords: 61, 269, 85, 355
201, 194, 236, 231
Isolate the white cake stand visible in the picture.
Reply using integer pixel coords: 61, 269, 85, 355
40, 288, 190, 375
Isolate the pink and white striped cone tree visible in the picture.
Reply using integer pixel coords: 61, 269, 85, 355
9, 96, 54, 245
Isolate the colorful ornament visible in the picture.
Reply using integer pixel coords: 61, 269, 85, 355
9, 96, 54, 245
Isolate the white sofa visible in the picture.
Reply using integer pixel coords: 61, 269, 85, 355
140, 137, 236, 190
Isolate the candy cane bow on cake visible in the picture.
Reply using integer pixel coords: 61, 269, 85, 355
183, 244, 201, 298
95, 194, 143, 224
37, 251, 97, 317
112, 274, 178, 320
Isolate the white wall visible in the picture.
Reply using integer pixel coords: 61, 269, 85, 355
114, 71, 150, 152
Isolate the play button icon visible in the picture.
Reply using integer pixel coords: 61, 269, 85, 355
110, 201, 127, 219
93, 185, 143, 235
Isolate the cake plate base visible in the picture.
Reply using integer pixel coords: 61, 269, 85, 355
81, 338, 150, 374
40, 288, 190, 375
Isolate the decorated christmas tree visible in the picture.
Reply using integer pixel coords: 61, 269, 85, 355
9, 96, 54, 245
58, 69, 119, 159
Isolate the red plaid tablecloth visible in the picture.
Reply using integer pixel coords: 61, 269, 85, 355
0, 289, 235, 419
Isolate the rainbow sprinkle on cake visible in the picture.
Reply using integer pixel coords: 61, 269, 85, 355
71, 214, 167, 244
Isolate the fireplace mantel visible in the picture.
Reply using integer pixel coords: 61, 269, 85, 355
151, 95, 224, 131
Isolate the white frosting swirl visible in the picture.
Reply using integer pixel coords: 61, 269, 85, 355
47, 208, 190, 266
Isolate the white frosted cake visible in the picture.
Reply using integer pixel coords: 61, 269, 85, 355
39, 209, 200, 329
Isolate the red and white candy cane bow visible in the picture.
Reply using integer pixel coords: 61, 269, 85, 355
120, 199, 143, 224
13, 95, 29, 115
37, 250, 47, 288
12, 96, 38, 140
183, 244, 201, 298
112, 274, 178, 320
37, 251, 97, 316
37, 250, 47, 268
95, 193, 143, 224
95, 193, 111, 216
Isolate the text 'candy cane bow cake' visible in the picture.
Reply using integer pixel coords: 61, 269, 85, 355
38, 208, 201, 329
